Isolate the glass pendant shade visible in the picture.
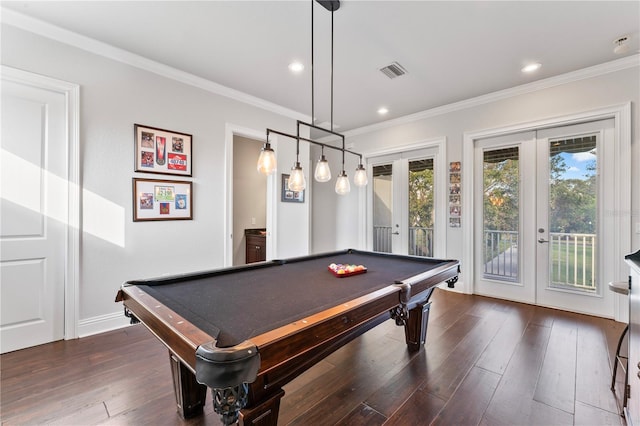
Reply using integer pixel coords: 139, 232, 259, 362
256, 143, 277, 175
314, 155, 332, 182
288, 162, 306, 191
335, 171, 350, 195
354, 164, 368, 187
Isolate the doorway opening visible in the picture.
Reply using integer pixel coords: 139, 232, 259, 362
232, 135, 267, 266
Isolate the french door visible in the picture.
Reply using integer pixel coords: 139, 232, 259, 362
368, 145, 445, 258
474, 119, 615, 316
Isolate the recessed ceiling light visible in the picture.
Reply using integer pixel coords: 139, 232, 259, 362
613, 35, 630, 54
521, 62, 542, 73
378, 107, 389, 115
288, 61, 304, 73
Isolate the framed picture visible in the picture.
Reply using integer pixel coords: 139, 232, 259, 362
281, 174, 305, 203
134, 124, 192, 176
133, 178, 193, 221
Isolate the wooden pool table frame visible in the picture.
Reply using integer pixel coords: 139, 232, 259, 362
116, 250, 459, 425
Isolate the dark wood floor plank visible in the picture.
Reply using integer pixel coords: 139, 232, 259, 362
363, 313, 483, 417
284, 324, 415, 425
420, 308, 505, 400
430, 366, 501, 426
481, 322, 575, 425
533, 316, 577, 414
575, 316, 621, 415
383, 388, 447, 426
336, 404, 386, 426
475, 301, 535, 374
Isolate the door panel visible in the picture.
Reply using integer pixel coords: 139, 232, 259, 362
408, 159, 435, 257
372, 162, 394, 253
536, 119, 614, 316
1, 80, 67, 353
474, 131, 536, 304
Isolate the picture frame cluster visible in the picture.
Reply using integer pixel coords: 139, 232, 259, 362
449, 161, 461, 227
133, 124, 193, 221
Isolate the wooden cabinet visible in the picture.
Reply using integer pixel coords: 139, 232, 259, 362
245, 229, 266, 264
627, 249, 640, 425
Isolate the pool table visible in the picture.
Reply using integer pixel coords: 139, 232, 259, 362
115, 249, 459, 425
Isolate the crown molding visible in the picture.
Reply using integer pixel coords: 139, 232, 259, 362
3, 6, 637, 137
1, 7, 309, 123
345, 54, 640, 138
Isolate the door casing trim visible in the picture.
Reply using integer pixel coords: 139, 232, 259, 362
2, 65, 81, 339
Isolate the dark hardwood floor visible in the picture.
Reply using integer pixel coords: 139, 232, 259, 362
1, 289, 627, 425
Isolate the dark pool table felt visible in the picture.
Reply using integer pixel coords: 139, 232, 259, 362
133, 252, 449, 347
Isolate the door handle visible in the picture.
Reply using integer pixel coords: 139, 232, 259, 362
392, 232, 400, 235
538, 238, 549, 243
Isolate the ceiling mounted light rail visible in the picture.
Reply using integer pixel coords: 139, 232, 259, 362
256, 0, 367, 194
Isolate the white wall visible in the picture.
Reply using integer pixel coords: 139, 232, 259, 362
1, 23, 311, 335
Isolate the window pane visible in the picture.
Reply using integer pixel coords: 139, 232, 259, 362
408, 159, 434, 257
483, 147, 519, 281
548, 135, 597, 292
373, 164, 392, 253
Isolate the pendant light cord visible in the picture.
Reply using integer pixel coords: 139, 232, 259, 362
331, 8, 334, 132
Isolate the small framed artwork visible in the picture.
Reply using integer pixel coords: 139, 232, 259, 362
281, 174, 305, 203
134, 124, 192, 176
133, 178, 193, 221
449, 161, 461, 227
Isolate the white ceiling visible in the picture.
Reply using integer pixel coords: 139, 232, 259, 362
2, 1, 639, 132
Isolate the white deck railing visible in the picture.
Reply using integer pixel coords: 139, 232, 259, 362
483, 230, 596, 291
373, 226, 434, 257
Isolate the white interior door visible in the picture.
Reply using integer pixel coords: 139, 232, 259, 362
1, 79, 68, 353
474, 120, 615, 317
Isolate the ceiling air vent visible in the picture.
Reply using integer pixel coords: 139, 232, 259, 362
379, 62, 407, 79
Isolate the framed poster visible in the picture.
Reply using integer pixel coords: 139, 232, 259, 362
134, 124, 192, 176
281, 174, 305, 203
133, 178, 192, 221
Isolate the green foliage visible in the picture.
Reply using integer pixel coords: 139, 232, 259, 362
483, 158, 519, 232
482, 150, 596, 235
409, 168, 434, 228
549, 153, 596, 234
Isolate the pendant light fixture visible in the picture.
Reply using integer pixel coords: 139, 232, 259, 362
256, 142, 276, 175
256, 0, 367, 195
314, 146, 332, 182
354, 162, 368, 186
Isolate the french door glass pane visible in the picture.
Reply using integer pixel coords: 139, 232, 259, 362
373, 164, 392, 253
548, 135, 597, 292
408, 159, 434, 257
483, 147, 519, 282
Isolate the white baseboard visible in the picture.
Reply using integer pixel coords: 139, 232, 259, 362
77, 311, 131, 338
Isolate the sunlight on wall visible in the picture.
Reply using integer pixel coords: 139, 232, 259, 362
1, 149, 125, 247
82, 189, 125, 247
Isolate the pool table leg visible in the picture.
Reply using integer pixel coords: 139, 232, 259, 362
169, 353, 207, 418
404, 300, 432, 351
